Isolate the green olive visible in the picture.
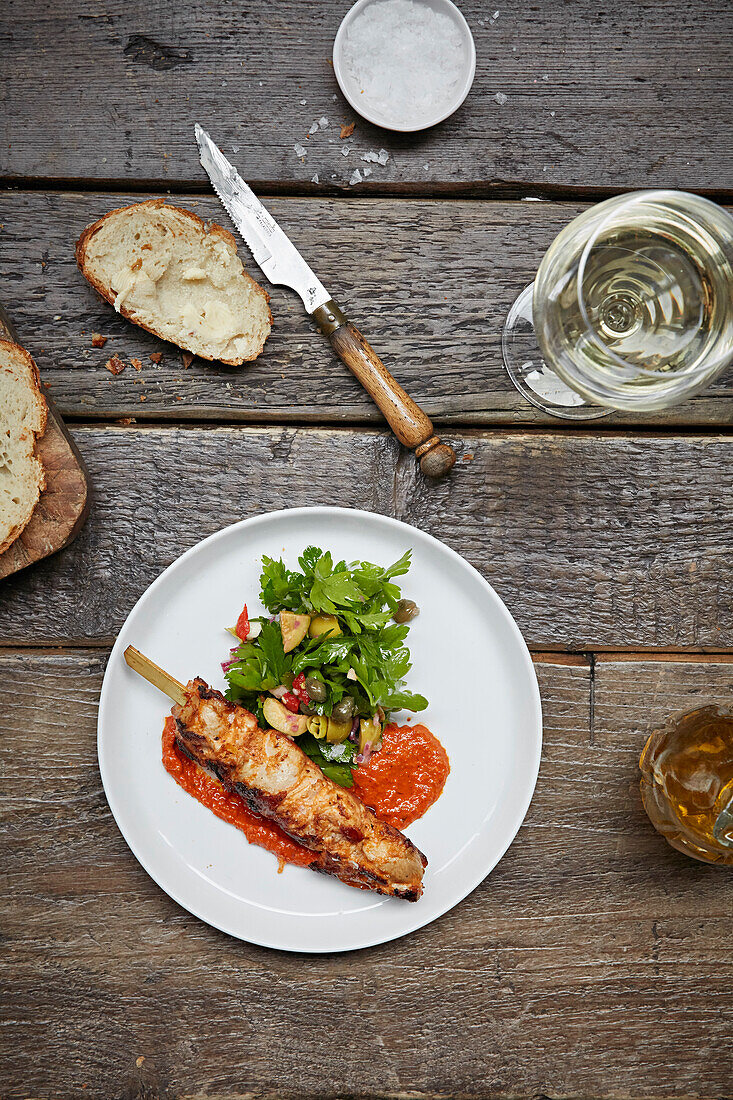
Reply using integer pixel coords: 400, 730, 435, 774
331, 695, 355, 724
393, 598, 419, 624
304, 676, 327, 703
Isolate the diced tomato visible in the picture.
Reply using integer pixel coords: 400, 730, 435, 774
291, 673, 310, 703
282, 692, 301, 713
235, 603, 250, 641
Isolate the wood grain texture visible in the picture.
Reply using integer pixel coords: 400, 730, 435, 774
0, 425, 730, 651
0, 310, 89, 578
1, 651, 732, 1099
1, 0, 732, 192
2, 190, 733, 428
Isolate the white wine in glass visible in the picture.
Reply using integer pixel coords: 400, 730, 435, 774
502, 191, 733, 419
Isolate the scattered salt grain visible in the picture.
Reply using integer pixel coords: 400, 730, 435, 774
342, 146, 350, 156
349, 169, 363, 185
550, 110, 556, 117
293, 143, 307, 157
376, 149, 389, 165
424, 163, 429, 169
542, 74, 549, 81
300, 99, 307, 105
308, 122, 319, 136
494, 92, 507, 105
318, 116, 329, 129
361, 150, 379, 163
259, 81, 263, 86
363, 166, 372, 176
489, 9, 500, 23
311, 174, 319, 183
332, 94, 338, 100
341, 0, 467, 128
232, 144, 239, 153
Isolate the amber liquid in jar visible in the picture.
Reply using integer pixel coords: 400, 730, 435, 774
639, 705, 733, 866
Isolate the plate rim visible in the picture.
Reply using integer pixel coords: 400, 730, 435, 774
98, 506, 543, 952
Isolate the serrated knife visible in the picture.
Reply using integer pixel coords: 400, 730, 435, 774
195, 125, 455, 477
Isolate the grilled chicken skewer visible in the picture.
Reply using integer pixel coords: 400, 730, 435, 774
124, 646, 427, 900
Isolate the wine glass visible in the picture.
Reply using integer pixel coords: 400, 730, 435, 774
502, 190, 733, 419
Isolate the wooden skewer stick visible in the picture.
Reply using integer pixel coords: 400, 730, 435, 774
124, 645, 187, 706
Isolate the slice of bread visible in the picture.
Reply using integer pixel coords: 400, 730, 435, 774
76, 199, 272, 365
0, 340, 48, 555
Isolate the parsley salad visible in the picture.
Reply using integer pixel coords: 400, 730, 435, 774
222, 546, 427, 788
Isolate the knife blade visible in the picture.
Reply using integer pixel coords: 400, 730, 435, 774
195, 124, 330, 314
194, 125, 455, 477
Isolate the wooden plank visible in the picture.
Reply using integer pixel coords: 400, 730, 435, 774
2, 190, 733, 428
1, 651, 732, 1098
0, 425, 730, 651
2, 0, 732, 192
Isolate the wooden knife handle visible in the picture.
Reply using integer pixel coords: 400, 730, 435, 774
312, 301, 456, 478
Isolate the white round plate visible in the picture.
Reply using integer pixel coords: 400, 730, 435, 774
98, 508, 542, 953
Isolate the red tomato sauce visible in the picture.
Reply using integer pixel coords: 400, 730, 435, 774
161, 717, 449, 867
352, 723, 450, 829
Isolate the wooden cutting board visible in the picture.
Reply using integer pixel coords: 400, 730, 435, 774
0, 306, 89, 580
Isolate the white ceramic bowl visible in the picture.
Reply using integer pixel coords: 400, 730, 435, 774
333, 0, 476, 133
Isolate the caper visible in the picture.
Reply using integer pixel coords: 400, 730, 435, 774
331, 695, 355, 724
304, 676, 327, 703
300, 701, 317, 715
393, 598, 419, 624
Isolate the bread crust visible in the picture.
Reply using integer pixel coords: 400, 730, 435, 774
75, 199, 273, 366
0, 339, 48, 555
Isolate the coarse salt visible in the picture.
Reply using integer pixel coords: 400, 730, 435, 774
494, 92, 507, 105
293, 143, 307, 157
341, 0, 468, 128
349, 169, 363, 185
318, 116, 329, 129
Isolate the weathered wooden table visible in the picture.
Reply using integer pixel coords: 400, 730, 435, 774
2, 1, 732, 1097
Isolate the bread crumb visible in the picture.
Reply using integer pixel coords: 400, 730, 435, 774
140, 394, 147, 402
340, 121, 355, 138
105, 356, 126, 375
136, 1057, 145, 1068
462, 453, 474, 462
149, 352, 163, 364
130, 357, 143, 371
181, 351, 194, 368
91, 333, 108, 348
116, 417, 135, 425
